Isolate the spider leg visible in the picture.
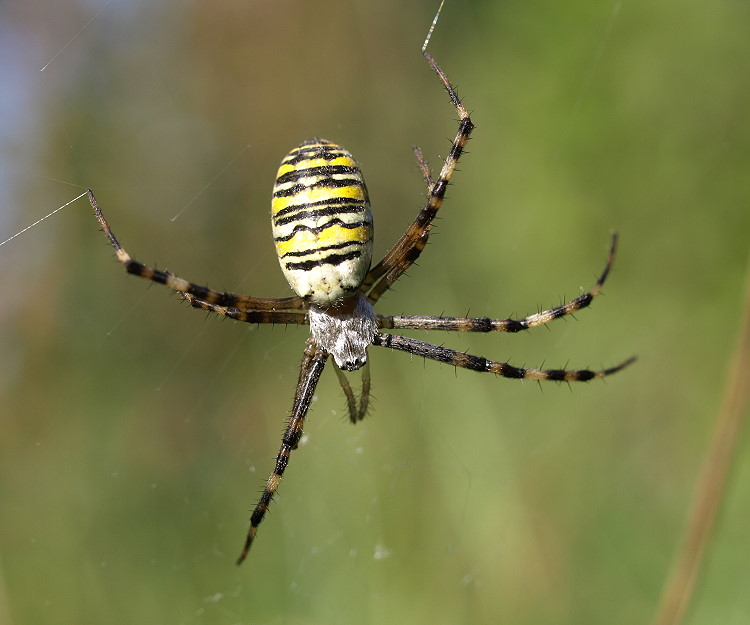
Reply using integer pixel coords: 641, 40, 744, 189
333, 360, 371, 423
236, 338, 328, 565
181, 292, 309, 325
378, 233, 618, 333
373, 332, 635, 382
413, 145, 435, 190
361, 38, 474, 305
88, 189, 306, 312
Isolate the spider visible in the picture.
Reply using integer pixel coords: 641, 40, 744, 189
86, 2, 634, 565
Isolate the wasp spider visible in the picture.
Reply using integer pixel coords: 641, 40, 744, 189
87, 2, 634, 565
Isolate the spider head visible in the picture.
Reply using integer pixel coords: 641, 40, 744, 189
308, 292, 377, 371
339, 355, 367, 372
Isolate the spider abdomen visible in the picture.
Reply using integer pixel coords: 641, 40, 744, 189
272, 139, 374, 307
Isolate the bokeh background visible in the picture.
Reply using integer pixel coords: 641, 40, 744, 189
1, 0, 748, 623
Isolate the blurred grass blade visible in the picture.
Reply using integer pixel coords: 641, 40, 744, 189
652, 253, 750, 625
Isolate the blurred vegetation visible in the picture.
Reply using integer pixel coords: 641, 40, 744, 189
1, 0, 749, 624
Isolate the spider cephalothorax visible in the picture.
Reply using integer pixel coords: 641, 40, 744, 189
87, 1, 633, 565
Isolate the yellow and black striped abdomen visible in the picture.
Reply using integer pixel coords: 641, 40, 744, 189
272, 139, 374, 307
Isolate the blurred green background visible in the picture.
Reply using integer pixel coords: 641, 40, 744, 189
1, 0, 748, 623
